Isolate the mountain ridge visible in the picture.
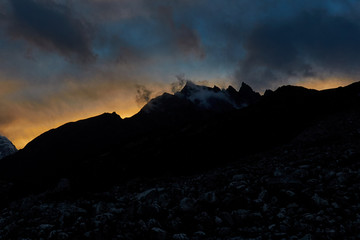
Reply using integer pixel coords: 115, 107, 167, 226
1, 81, 360, 193
137, 81, 260, 116
1, 81, 360, 239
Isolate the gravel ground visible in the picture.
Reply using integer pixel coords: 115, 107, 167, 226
1, 135, 360, 240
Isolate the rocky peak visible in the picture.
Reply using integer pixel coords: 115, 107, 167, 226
139, 81, 261, 116
176, 81, 238, 111
237, 82, 261, 106
239, 82, 254, 93
179, 81, 219, 97
225, 85, 237, 95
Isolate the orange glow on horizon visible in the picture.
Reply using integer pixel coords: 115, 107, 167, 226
2, 77, 356, 150
4, 105, 141, 150
295, 77, 355, 90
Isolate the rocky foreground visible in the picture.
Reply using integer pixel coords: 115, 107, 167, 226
1, 132, 360, 240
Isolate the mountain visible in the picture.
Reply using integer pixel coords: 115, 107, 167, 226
135, 81, 260, 124
174, 81, 260, 111
1, 81, 360, 192
1, 81, 360, 239
0, 82, 261, 189
0, 136, 17, 159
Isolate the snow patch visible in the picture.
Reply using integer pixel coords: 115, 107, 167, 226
0, 135, 17, 159
176, 81, 238, 109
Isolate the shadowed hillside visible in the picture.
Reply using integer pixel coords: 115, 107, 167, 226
1, 81, 360, 239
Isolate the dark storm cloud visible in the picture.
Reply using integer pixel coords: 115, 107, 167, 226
175, 24, 205, 59
236, 9, 360, 88
5, 0, 95, 62
156, 5, 205, 59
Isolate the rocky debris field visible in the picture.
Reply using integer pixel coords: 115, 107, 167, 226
1, 136, 360, 240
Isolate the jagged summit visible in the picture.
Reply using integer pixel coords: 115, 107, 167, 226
239, 81, 253, 91
139, 81, 261, 115
177, 81, 238, 110
179, 81, 221, 96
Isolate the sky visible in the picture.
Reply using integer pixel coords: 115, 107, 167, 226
1, 0, 360, 148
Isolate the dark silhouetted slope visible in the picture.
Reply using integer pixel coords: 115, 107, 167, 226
1, 81, 360, 193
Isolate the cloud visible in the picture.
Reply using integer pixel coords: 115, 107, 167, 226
235, 10, 360, 89
156, 5, 205, 59
77, 0, 150, 22
5, 0, 95, 62
135, 85, 152, 105
175, 24, 205, 59
2, 0, 360, 148
171, 74, 188, 93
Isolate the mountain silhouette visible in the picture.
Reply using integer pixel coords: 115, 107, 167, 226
135, 81, 260, 123
1, 81, 360, 193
